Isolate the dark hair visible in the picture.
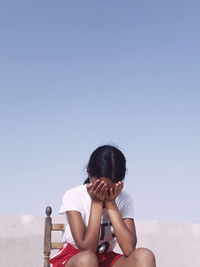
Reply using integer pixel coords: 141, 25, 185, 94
84, 145, 126, 184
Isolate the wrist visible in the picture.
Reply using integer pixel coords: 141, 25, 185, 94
105, 200, 116, 209
91, 199, 103, 206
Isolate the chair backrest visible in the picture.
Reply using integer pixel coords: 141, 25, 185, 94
43, 206, 65, 267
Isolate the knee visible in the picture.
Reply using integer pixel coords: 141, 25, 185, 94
76, 251, 98, 267
129, 247, 156, 263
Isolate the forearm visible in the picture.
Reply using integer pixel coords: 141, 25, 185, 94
79, 200, 103, 252
106, 201, 136, 256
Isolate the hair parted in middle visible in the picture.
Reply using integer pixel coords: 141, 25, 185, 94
84, 145, 126, 184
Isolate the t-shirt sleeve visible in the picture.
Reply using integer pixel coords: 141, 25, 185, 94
119, 191, 134, 219
59, 188, 82, 215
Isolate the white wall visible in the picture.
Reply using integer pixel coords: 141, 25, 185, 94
0, 215, 199, 267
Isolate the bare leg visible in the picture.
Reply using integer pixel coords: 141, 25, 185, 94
113, 247, 156, 267
65, 250, 99, 267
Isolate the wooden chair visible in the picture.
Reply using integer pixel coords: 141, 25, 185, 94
43, 206, 65, 267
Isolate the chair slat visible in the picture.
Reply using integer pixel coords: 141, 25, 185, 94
51, 242, 64, 249
52, 224, 65, 231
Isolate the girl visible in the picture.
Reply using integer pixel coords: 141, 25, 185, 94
50, 145, 156, 267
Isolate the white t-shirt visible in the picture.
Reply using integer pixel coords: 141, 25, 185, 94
59, 184, 134, 253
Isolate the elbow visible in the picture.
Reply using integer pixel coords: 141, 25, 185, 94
122, 239, 137, 257
123, 247, 135, 257
131, 234, 137, 250
134, 236, 137, 249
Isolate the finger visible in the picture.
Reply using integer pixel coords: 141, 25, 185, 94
86, 183, 93, 191
116, 182, 123, 194
113, 182, 121, 196
119, 181, 123, 191
100, 183, 108, 195
108, 187, 114, 197
95, 181, 105, 192
91, 179, 101, 191
113, 183, 119, 195
86, 183, 93, 188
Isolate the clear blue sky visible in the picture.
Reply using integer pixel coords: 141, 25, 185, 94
0, 0, 199, 223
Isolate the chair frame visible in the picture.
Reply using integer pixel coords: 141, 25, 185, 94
43, 206, 65, 267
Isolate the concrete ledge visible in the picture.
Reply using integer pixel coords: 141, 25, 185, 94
0, 215, 200, 267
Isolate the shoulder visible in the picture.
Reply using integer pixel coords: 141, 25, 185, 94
117, 190, 133, 202
116, 190, 134, 218
62, 184, 87, 199
116, 190, 134, 209
59, 184, 88, 214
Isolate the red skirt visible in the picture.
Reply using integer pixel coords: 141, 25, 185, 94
49, 243, 123, 267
